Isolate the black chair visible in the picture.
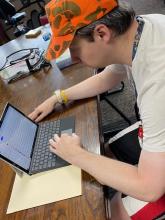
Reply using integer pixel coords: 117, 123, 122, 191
19, 0, 45, 14
95, 68, 133, 139
0, 0, 29, 37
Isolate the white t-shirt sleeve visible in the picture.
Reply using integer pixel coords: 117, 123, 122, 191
105, 64, 127, 75
140, 79, 165, 152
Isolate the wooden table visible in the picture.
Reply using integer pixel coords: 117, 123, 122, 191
0, 32, 106, 220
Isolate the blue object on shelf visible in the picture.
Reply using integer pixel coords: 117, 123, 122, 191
42, 32, 51, 41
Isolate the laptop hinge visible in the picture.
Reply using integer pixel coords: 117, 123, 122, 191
11, 166, 24, 177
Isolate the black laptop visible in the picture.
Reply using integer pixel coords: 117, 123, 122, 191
0, 103, 75, 175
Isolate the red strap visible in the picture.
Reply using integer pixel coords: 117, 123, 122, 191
131, 195, 165, 220
138, 126, 143, 139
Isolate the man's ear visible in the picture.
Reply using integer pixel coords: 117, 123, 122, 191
93, 24, 112, 43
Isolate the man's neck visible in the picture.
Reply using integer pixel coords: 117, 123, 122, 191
110, 19, 139, 66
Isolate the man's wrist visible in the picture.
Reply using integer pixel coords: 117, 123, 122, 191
51, 94, 58, 105
71, 147, 89, 166
53, 89, 68, 104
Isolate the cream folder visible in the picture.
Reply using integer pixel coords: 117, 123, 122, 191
7, 165, 81, 214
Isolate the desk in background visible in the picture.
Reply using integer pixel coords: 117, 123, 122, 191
0, 31, 106, 220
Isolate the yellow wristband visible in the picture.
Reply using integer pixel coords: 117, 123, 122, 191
60, 90, 68, 104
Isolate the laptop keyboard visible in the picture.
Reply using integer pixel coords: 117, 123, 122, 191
30, 120, 61, 173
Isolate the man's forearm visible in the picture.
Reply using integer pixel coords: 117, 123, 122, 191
64, 68, 125, 101
72, 150, 153, 201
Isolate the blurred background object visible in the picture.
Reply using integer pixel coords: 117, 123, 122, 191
0, 21, 10, 45
0, 0, 29, 38
0, 0, 49, 41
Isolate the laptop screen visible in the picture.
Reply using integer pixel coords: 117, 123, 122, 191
0, 104, 38, 170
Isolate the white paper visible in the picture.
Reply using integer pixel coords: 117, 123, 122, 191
7, 165, 82, 214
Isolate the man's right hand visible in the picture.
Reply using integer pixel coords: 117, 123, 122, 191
28, 95, 58, 122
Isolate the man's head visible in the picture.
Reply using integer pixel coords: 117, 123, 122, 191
45, 0, 135, 67
45, 0, 118, 60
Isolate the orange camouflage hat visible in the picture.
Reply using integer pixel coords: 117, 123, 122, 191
45, 0, 118, 60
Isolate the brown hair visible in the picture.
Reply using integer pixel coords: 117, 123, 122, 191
76, 2, 135, 41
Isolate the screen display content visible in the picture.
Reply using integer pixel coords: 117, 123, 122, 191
0, 106, 37, 170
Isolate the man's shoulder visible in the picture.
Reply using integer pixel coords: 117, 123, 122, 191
133, 13, 165, 66
141, 13, 165, 22
140, 13, 165, 39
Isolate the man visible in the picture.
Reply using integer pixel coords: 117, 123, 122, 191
29, 0, 165, 219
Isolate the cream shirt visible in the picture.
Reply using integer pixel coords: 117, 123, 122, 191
108, 14, 165, 153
